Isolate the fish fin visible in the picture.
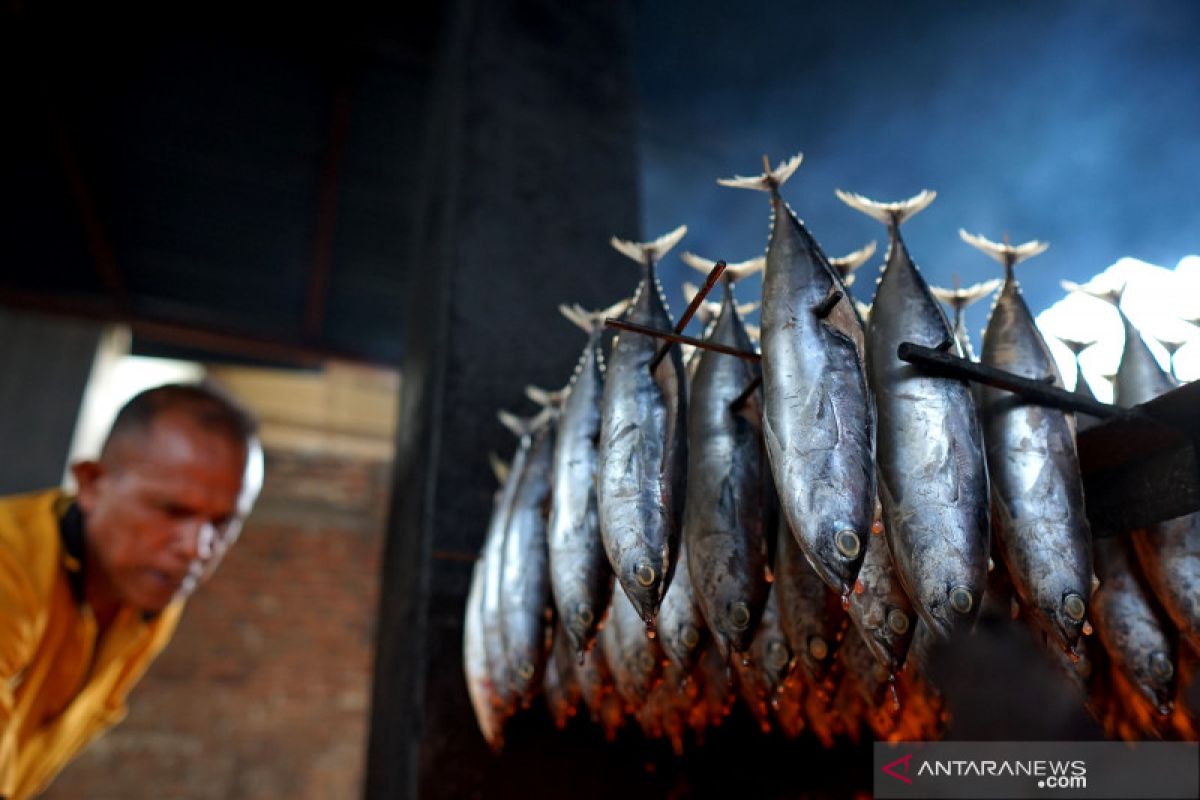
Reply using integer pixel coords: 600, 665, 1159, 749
959, 229, 1049, 269
855, 301, 872, 322
1054, 335, 1096, 356
559, 298, 631, 334
812, 288, 845, 319
1061, 279, 1125, 307
929, 279, 1002, 310
680, 253, 764, 283
828, 240, 877, 276
725, 257, 766, 282
717, 153, 803, 192
487, 453, 509, 485
525, 385, 564, 408
736, 300, 759, 316
743, 322, 761, 342
497, 410, 535, 438
835, 190, 936, 227
610, 225, 688, 265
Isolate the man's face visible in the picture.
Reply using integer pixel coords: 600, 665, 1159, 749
75, 410, 249, 613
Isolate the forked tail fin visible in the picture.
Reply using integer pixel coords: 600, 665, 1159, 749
610, 225, 687, 265
717, 153, 803, 192
960, 229, 1048, 280
828, 240, 877, 285
680, 252, 765, 283
835, 190, 936, 228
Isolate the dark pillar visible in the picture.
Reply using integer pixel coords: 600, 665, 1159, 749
0, 308, 101, 494
365, 2, 641, 797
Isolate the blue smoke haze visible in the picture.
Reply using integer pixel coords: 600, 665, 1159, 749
633, 0, 1200, 350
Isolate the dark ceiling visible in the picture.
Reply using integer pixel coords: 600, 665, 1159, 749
1, 2, 444, 367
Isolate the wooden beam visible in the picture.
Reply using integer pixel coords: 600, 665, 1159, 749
0, 288, 389, 368
304, 82, 353, 341
48, 111, 130, 314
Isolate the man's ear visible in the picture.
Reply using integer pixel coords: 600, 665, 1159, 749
71, 460, 105, 512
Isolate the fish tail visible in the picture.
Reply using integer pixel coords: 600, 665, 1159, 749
959, 229, 1049, 279
559, 298, 630, 335
497, 409, 538, 438
717, 153, 803, 192
681, 252, 765, 283
610, 225, 688, 265
524, 385, 564, 408
828, 240, 877, 277
929, 279, 1003, 311
1054, 335, 1095, 356
487, 452, 509, 484
835, 190, 936, 227
1060, 278, 1125, 307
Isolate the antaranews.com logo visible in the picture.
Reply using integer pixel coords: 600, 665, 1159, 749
874, 742, 1196, 799
881, 752, 1087, 790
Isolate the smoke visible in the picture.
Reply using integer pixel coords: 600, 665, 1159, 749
633, 0, 1200, 350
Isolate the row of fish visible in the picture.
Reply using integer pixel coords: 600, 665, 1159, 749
463, 152, 1198, 750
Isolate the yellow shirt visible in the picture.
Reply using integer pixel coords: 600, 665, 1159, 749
0, 489, 182, 800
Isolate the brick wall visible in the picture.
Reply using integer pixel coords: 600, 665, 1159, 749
43, 445, 391, 800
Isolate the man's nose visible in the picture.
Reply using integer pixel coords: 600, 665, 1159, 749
175, 520, 217, 562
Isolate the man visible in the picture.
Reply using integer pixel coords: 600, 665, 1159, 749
0, 383, 262, 799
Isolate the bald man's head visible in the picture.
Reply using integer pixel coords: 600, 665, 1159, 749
101, 383, 258, 469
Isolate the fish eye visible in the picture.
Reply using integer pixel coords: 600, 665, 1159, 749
1062, 592, 1086, 622
767, 641, 790, 669
575, 604, 595, 627
887, 608, 909, 635
808, 636, 829, 661
634, 564, 656, 587
517, 662, 535, 680
1149, 651, 1174, 681
729, 602, 751, 630
835, 529, 861, 559
949, 586, 974, 615
681, 625, 700, 648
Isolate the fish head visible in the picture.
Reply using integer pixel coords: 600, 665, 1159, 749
662, 619, 706, 671
805, 524, 867, 597
718, 598, 760, 656
507, 655, 543, 702
921, 581, 985, 640
615, 558, 668, 630
1049, 589, 1090, 653
864, 605, 914, 671
797, 632, 836, 681
762, 636, 793, 685
1138, 649, 1177, 715
561, 598, 602, 657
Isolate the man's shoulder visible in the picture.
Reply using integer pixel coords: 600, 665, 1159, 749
0, 488, 67, 595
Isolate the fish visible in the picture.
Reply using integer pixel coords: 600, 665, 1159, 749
545, 622, 583, 730
597, 226, 690, 629
463, 553, 503, 750
721, 155, 875, 596
929, 278, 1001, 360
733, 583, 792, 733
693, 640, 736, 732
656, 533, 709, 672
548, 300, 627, 657
603, 584, 665, 711
678, 256, 771, 658
1062, 286, 1200, 657
847, 503, 918, 673
497, 407, 558, 709
967, 230, 1093, 655
837, 189, 989, 639
577, 630, 625, 741
775, 512, 847, 683
828, 240, 877, 289
1091, 535, 1178, 716
483, 416, 539, 716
